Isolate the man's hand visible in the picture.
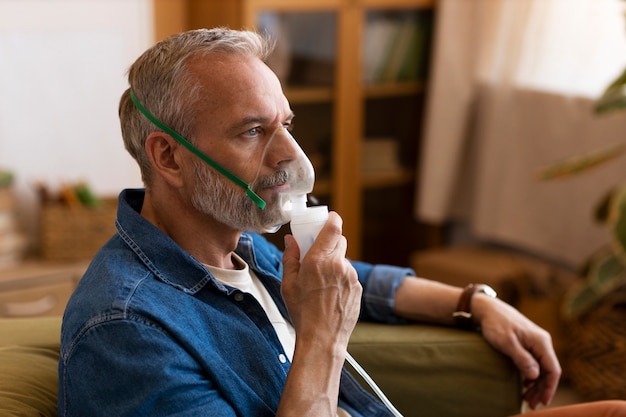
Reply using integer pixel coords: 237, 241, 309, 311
394, 277, 562, 411
472, 295, 562, 409
281, 211, 361, 350
278, 211, 361, 416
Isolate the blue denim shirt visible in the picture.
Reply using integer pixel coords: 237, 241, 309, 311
58, 189, 414, 416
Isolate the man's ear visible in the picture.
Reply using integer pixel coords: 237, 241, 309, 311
144, 132, 186, 187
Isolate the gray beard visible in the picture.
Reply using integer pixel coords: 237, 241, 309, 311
190, 159, 289, 233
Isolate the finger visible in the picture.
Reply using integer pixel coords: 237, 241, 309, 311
528, 370, 560, 408
508, 335, 560, 409
523, 372, 558, 410
281, 235, 300, 288
524, 389, 541, 410
523, 378, 545, 410
307, 211, 343, 256
283, 234, 300, 262
522, 379, 539, 409
525, 339, 561, 406
500, 335, 541, 382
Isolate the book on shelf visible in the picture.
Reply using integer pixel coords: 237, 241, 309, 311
0, 187, 16, 212
362, 13, 431, 85
362, 17, 398, 85
361, 137, 402, 175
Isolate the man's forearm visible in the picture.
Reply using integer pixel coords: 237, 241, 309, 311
276, 338, 346, 417
393, 276, 463, 325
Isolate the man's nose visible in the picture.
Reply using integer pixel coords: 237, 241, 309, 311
266, 127, 301, 166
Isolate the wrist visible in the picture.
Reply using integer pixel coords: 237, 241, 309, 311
452, 283, 497, 329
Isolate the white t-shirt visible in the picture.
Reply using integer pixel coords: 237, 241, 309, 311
206, 253, 296, 360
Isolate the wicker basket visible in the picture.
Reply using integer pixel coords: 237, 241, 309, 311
0, 186, 16, 211
565, 282, 626, 401
40, 198, 117, 261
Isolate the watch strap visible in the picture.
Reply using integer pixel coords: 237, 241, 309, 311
452, 283, 497, 329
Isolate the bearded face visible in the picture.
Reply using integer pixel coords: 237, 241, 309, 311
190, 157, 290, 233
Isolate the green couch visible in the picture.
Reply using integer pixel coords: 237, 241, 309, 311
0, 317, 522, 417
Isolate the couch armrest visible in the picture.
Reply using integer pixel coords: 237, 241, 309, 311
348, 322, 523, 417
0, 317, 62, 417
0, 316, 62, 349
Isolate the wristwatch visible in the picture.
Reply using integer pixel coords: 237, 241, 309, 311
452, 283, 497, 329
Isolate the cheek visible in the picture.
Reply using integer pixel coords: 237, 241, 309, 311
194, 140, 260, 184
232, 144, 274, 184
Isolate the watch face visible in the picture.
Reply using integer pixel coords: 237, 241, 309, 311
480, 284, 497, 299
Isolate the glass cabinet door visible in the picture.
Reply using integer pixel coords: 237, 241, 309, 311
257, 11, 337, 200
360, 6, 434, 265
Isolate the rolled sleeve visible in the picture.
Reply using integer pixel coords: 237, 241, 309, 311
352, 261, 415, 324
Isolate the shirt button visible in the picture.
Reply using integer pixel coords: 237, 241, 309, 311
233, 293, 244, 302
278, 354, 287, 364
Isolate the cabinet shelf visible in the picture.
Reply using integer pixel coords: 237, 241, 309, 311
364, 81, 426, 99
314, 168, 414, 197
361, 0, 435, 8
285, 87, 334, 104
245, 0, 340, 11
284, 81, 428, 105
235, 0, 435, 11
362, 168, 414, 188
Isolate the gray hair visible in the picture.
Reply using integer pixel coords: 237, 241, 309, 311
119, 28, 275, 186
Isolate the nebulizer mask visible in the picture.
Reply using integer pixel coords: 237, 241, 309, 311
249, 124, 328, 258
130, 90, 327, 257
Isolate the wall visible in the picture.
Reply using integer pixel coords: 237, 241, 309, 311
0, 0, 153, 247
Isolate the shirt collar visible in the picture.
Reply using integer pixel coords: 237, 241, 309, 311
115, 188, 261, 295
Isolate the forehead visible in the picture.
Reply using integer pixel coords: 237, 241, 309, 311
189, 53, 290, 132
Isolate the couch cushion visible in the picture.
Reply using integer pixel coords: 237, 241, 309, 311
348, 322, 523, 417
0, 345, 59, 417
0, 316, 62, 349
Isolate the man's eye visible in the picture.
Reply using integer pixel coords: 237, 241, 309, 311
244, 127, 262, 137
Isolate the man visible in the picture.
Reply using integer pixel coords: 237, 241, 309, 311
58, 28, 626, 416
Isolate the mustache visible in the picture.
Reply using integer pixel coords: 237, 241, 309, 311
255, 170, 289, 188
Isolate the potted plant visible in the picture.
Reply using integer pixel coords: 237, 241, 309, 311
537, 70, 626, 319
536, 65, 626, 401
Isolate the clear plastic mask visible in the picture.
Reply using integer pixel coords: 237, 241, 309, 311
251, 125, 316, 233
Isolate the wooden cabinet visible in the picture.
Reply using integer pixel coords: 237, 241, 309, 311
154, 0, 435, 263
0, 262, 87, 317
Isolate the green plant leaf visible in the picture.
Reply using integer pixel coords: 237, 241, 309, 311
536, 143, 625, 180
595, 67, 626, 114
73, 182, 101, 208
610, 184, 626, 259
594, 187, 616, 223
562, 249, 626, 320
0, 169, 13, 188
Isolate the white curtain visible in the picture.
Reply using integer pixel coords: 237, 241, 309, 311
417, 0, 626, 267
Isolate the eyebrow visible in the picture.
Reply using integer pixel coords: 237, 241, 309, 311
227, 116, 267, 134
